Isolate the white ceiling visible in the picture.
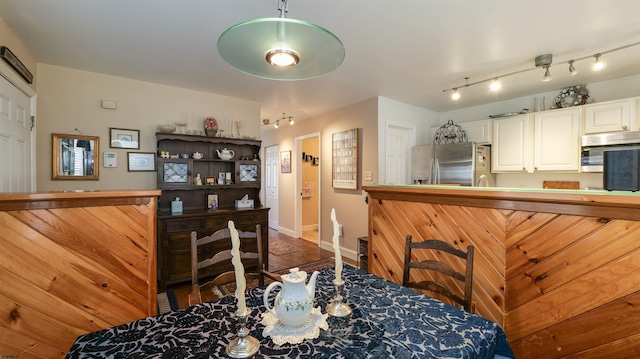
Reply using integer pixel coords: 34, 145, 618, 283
1, 0, 639, 124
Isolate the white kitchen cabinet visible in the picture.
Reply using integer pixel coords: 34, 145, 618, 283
492, 114, 532, 172
584, 98, 636, 134
429, 119, 493, 144
534, 107, 581, 171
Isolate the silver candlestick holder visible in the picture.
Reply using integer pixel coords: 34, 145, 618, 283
226, 310, 259, 358
326, 279, 352, 317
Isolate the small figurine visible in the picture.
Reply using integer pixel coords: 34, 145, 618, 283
194, 173, 202, 186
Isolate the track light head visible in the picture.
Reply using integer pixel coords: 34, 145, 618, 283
592, 54, 607, 71
451, 88, 461, 101
568, 60, 578, 75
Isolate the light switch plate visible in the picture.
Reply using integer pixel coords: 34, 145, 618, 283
365, 171, 373, 181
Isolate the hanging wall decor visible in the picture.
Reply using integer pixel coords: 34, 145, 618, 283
332, 128, 358, 190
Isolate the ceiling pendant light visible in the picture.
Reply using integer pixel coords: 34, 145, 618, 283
592, 53, 607, 71
568, 60, 578, 75
217, 0, 345, 81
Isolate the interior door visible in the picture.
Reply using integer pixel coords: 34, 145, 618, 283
265, 145, 279, 229
0, 74, 33, 192
385, 126, 411, 185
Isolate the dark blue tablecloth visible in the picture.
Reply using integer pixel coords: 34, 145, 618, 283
67, 265, 513, 358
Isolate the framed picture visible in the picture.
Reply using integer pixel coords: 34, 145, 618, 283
127, 152, 156, 171
281, 150, 291, 173
312, 157, 320, 166
206, 193, 219, 209
332, 128, 358, 189
110, 128, 140, 149
205, 176, 215, 185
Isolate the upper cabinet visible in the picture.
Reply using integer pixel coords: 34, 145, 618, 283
583, 97, 638, 134
492, 114, 532, 172
429, 119, 493, 144
534, 108, 581, 171
492, 107, 581, 173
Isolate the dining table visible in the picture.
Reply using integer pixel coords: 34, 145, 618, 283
66, 265, 514, 358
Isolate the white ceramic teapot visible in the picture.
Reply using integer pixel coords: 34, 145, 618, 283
192, 151, 203, 159
263, 268, 320, 327
216, 148, 235, 160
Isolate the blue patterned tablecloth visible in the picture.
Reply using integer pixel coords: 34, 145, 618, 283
66, 265, 513, 358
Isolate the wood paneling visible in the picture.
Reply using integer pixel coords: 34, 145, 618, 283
365, 185, 640, 358
0, 191, 159, 358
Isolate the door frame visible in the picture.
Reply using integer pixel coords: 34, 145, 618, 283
383, 121, 415, 185
294, 132, 321, 242
264, 144, 279, 229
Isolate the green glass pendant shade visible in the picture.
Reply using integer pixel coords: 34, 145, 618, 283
217, 18, 345, 81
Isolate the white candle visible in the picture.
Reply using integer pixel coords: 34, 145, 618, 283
228, 220, 247, 313
331, 208, 343, 283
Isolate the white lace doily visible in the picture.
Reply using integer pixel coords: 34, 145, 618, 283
260, 307, 328, 345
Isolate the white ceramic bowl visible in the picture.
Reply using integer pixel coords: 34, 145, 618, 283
157, 125, 176, 133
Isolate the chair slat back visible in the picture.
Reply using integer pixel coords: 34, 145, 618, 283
402, 235, 474, 312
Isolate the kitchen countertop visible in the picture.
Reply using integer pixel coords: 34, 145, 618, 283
364, 184, 640, 220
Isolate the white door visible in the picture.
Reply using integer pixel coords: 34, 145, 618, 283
0, 74, 33, 192
385, 126, 411, 185
265, 145, 279, 229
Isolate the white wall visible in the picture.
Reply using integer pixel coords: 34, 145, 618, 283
377, 97, 439, 184
35, 64, 261, 191
261, 98, 378, 258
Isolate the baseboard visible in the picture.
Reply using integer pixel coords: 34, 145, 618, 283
320, 241, 357, 261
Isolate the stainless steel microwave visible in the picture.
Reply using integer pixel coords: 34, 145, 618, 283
581, 132, 640, 172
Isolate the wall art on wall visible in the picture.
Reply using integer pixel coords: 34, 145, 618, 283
332, 128, 358, 189
127, 152, 156, 171
110, 128, 140, 149
281, 150, 291, 173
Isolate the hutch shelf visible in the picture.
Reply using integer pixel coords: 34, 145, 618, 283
156, 133, 268, 290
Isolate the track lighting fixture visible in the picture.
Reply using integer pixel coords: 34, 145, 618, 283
591, 54, 606, 71
441, 41, 639, 101
288, 116, 294, 125
568, 60, 577, 76
451, 88, 461, 101
535, 54, 553, 82
489, 78, 501, 91
274, 120, 279, 129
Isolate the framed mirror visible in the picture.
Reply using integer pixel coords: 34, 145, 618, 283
52, 133, 99, 180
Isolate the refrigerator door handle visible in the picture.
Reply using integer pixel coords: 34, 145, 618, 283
433, 158, 440, 184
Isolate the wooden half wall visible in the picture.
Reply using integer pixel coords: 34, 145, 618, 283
0, 190, 160, 358
365, 185, 640, 359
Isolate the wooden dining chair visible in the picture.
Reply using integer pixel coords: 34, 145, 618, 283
188, 223, 278, 306
402, 235, 474, 312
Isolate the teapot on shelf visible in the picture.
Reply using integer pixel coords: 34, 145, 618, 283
263, 267, 320, 327
192, 151, 203, 159
216, 148, 235, 160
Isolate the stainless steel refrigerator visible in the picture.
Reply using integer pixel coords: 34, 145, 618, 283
411, 142, 495, 187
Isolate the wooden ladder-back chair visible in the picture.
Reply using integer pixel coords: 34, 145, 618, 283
188, 224, 278, 306
402, 235, 475, 312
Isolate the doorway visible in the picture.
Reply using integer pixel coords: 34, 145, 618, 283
295, 133, 321, 244
265, 145, 279, 229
